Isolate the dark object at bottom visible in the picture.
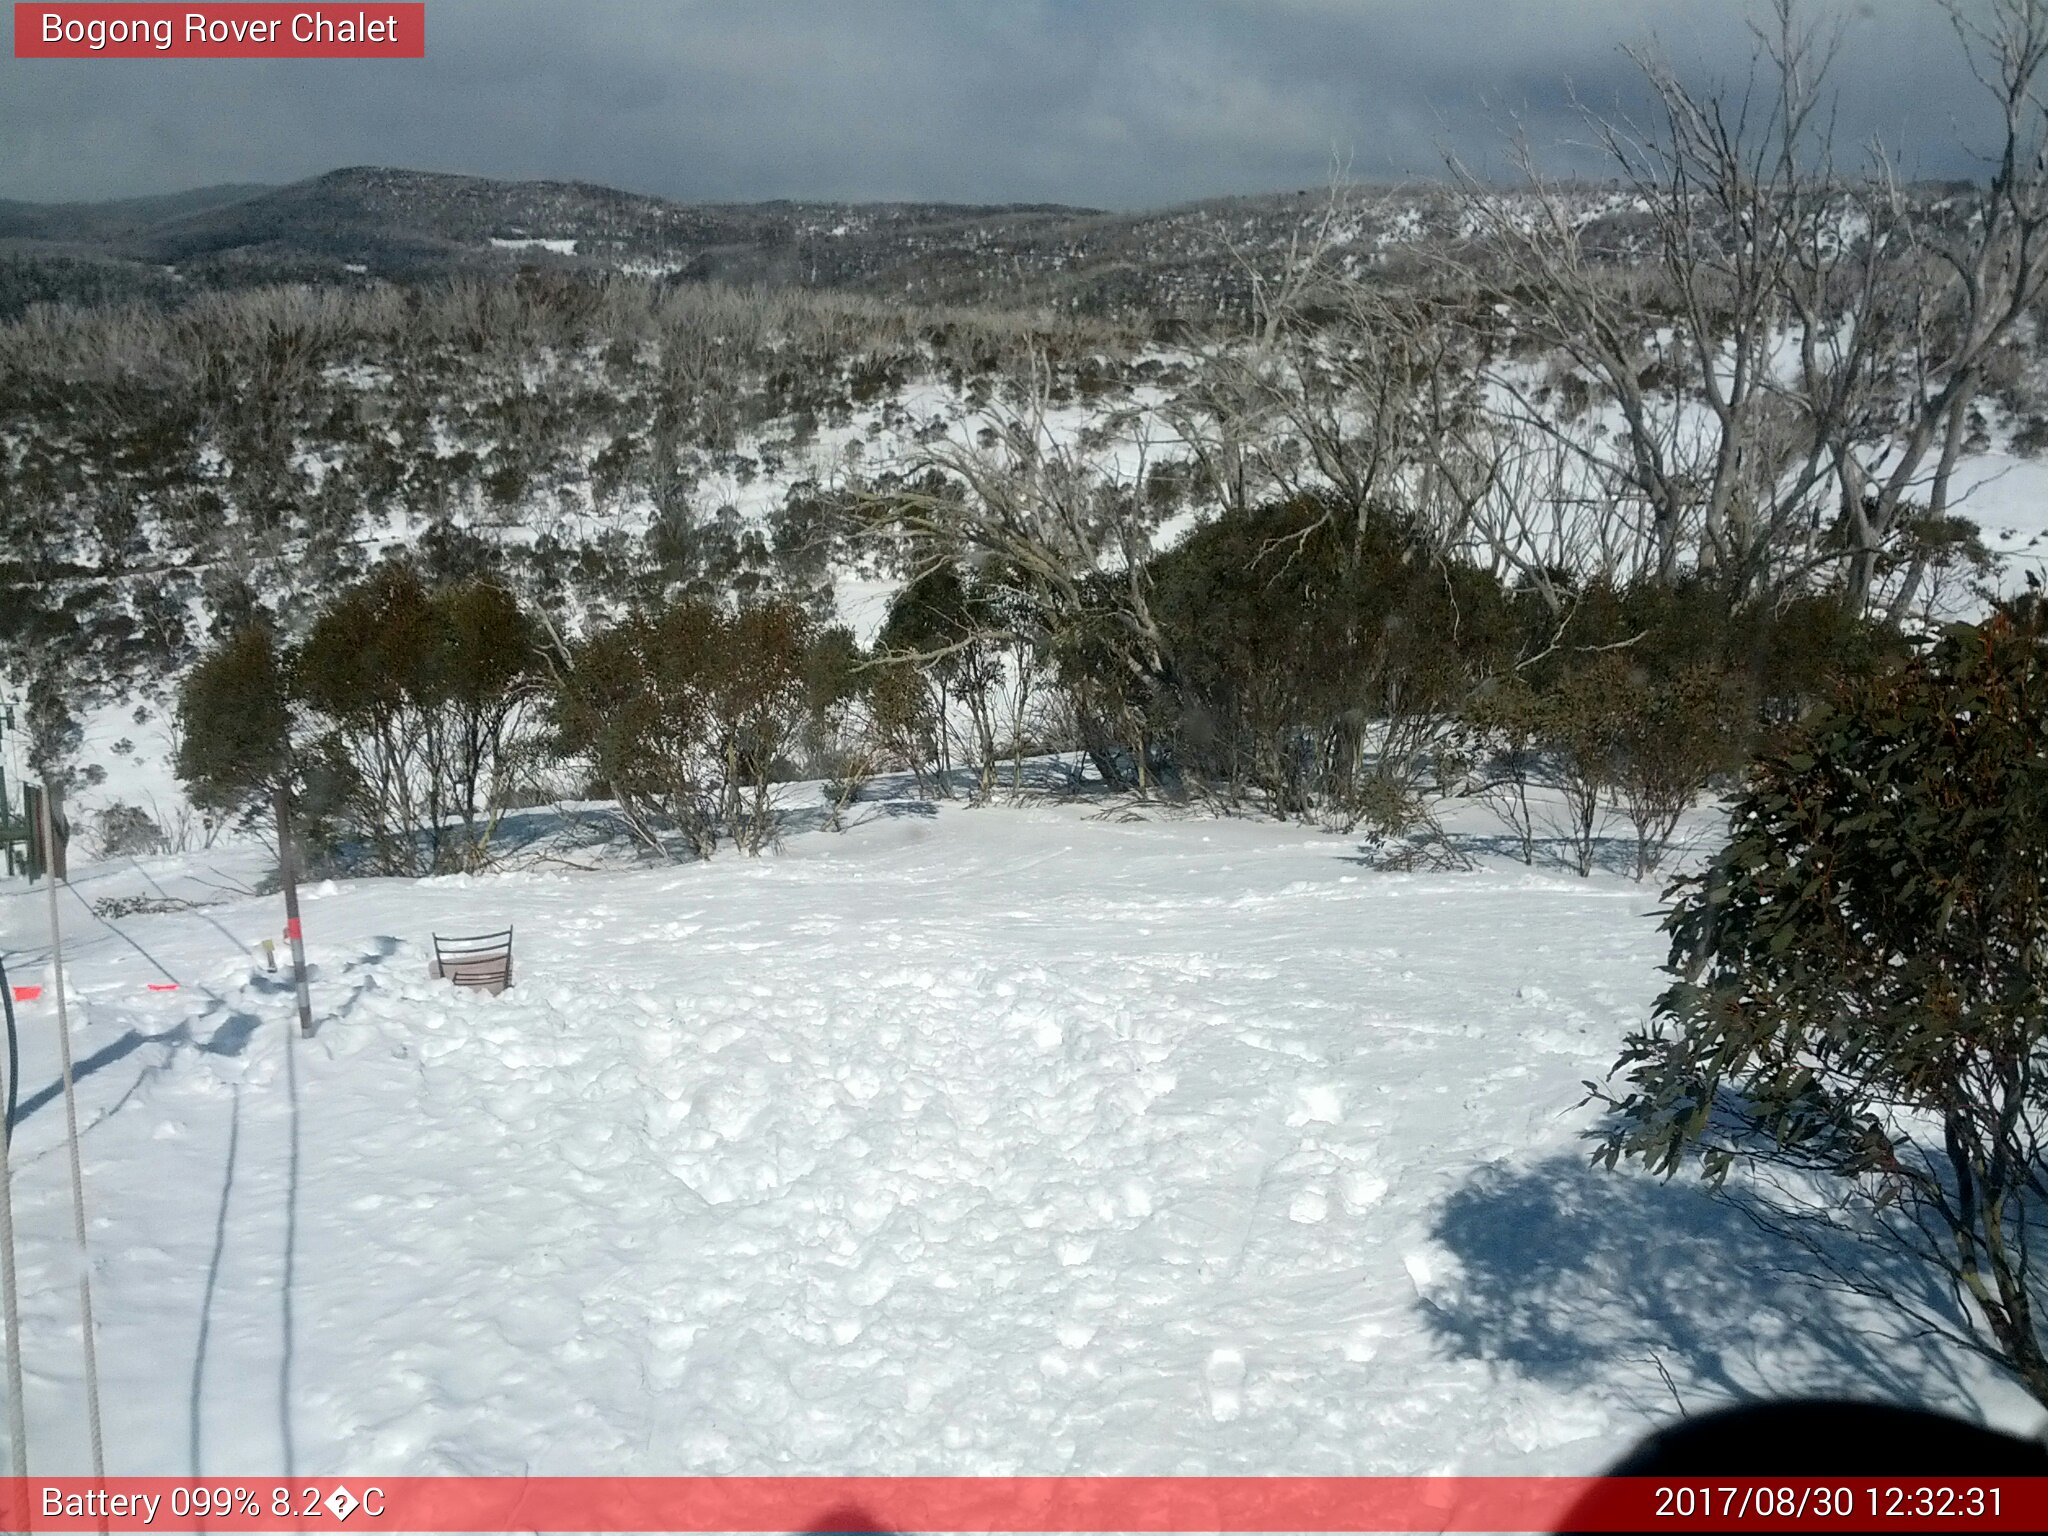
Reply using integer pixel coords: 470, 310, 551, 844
800, 1507, 892, 1535
1557, 1399, 2048, 1533
1602, 1398, 2048, 1476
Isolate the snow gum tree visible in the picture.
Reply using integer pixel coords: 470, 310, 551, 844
548, 596, 828, 859
1592, 605, 2048, 1404
875, 565, 1041, 803
710, 600, 819, 854
177, 569, 541, 874
1146, 494, 1521, 835
859, 353, 1173, 792
418, 580, 543, 852
174, 624, 295, 816
295, 566, 442, 873
548, 602, 725, 861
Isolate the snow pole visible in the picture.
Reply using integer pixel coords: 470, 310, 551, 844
40, 785, 106, 1484
0, 957, 17, 1148
275, 785, 315, 1038
0, 963, 24, 1481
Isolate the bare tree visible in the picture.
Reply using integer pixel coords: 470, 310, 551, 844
1831, 0, 2048, 613
1453, 4, 1838, 597
1454, 0, 2048, 612
1165, 190, 1488, 566
859, 352, 1174, 790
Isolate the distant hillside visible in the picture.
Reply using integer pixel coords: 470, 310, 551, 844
0, 165, 1472, 318
0, 181, 271, 243
8, 163, 1914, 323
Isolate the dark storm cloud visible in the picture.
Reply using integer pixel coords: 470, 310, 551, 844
0, 1, 2001, 208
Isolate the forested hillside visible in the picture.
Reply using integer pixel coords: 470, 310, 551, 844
0, 166, 1486, 318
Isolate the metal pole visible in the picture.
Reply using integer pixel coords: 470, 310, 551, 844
22, 786, 40, 886
0, 954, 25, 1481
0, 709, 10, 878
39, 786, 104, 1483
0, 957, 18, 1148
274, 786, 314, 1038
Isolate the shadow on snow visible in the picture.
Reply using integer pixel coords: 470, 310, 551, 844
1423, 1151, 1985, 1418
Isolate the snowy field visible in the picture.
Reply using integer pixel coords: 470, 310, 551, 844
0, 788, 2042, 1480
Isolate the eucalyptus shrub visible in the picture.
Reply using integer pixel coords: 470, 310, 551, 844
1594, 606, 2048, 1404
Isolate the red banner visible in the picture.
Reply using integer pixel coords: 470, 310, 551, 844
2, 1477, 2046, 1532
13, 5, 424, 58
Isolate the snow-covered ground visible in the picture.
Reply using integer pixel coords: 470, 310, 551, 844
1949, 449, 2048, 597
0, 787, 2038, 1478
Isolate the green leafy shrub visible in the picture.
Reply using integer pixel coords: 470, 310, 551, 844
549, 596, 825, 858
1593, 606, 2048, 1404
175, 624, 294, 815
178, 569, 539, 873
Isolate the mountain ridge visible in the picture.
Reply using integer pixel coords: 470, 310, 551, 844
0, 164, 1427, 315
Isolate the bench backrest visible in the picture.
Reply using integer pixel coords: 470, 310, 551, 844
432, 927, 513, 991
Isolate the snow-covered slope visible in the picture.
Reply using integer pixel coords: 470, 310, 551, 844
1946, 449, 2048, 598
0, 791, 2035, 1476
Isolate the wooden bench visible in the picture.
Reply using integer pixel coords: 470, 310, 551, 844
429, 927, 514, 995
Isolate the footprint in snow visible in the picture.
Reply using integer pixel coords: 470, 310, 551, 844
1204, 1347, 1246, 1423
1288, 1187, 1329, 1224
1344, 1321, 1385, 1363
1288, 1084, 1344, 1127
1341, 1163, 1390, 1209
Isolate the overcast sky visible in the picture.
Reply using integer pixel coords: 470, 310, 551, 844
0, 1, 2003, 209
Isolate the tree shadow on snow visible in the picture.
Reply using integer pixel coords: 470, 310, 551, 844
1339, 829, 1664, 880
868, 799, 939, 820
13, 1006, 264, 1127
1424, 1152, 1984, 1416
845, 753, 1142, 811
247, 935, 401, 1025
18, 937, 401, 1128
